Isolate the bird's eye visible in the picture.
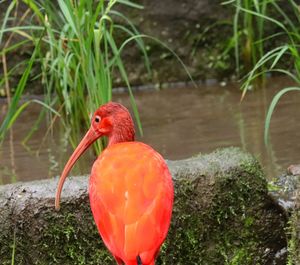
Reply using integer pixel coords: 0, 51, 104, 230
95, 116, 101, 123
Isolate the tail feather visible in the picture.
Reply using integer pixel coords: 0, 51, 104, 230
135, 256, 155, 265
136, 255, 142, 265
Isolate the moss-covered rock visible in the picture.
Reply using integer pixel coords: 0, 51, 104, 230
269, 168, 300, 264
0, 148, 287, 264
287, 182, 300, 264
161, 148, 287, 264
288, 210, 300, 265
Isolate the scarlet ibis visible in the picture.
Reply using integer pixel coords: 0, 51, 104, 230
55, 102, 174, 265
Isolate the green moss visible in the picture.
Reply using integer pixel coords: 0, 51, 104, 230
155, 148, 285, 264
42, 212, 112, 264
287, 205, 300, 264
3, 203, 112, 265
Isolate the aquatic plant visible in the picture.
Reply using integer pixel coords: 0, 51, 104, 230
222, 0, 268, 78
11, 231, 16, 265
0, 0, 192, 152
0, 0, 149, 151
235, 0, 300, 143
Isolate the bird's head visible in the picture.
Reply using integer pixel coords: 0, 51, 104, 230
55, 102, 135, 210
91, 102, 135, 144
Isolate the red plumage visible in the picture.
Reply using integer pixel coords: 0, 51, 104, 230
55, 102, 174, 265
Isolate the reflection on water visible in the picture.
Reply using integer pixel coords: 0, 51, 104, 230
0, 76, 299, 184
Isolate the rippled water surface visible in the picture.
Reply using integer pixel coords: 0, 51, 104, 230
1, 76, 299, 184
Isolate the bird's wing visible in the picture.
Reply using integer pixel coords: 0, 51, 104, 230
89, 142, 173, 263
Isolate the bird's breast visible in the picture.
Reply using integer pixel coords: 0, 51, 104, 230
89, 141, 172, 223
88, 142, 173, 261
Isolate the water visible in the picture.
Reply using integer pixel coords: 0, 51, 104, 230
1, 76, 299, 185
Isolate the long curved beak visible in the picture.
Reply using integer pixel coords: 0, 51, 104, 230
55, 128, 100, 211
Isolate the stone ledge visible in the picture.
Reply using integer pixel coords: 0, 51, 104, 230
0, 147, 287, 264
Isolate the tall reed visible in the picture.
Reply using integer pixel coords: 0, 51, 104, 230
236, 0, 300, 144
0, 0, 150, 151
223, 0, 268, 78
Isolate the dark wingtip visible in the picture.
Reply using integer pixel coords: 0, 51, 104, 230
136, 255, 142, 265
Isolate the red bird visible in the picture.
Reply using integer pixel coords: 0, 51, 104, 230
55, 102, 174, 265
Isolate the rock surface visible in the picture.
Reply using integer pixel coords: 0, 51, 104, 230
0, 148, 287, 264
288, 190, 300, 264
267, 168, 300, 264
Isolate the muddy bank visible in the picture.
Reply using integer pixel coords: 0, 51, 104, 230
117, 0, 234, 84
0, 148, 287, 264
0, 0, 233, 95
1, 0, 296, 94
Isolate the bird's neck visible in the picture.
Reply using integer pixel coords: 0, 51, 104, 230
108, 124, 135, 146
108, 134, 134, 146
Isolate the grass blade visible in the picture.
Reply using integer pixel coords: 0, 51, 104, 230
109, 34, 196, 87
0, 0, 17, 44
57, 0, 78, 36
11, 230, 16, 265
0, 31, 44, 142
117, 0, 143, 9
106, 31, 143, 135
264, 86, 300, 145
270, 45, 289, 69
22, 0, 44, 21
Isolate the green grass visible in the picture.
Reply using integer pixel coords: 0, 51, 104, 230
38, 0, 149, 150
222, 0, 268, 78
0, 0, 149, 151
0, 0, 194, 153
11, 230, 16, 265
227, 0, 300, 144
0, 30, 59, 140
